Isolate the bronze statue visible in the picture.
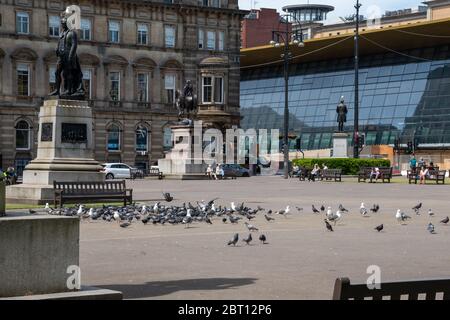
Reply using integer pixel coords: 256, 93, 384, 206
175, 80, 198, 120
49, 12, 85, 99
336, 96, 348, 132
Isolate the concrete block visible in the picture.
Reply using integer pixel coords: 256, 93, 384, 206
0, 215, 79, 297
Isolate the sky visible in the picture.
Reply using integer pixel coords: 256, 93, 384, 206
239, 0, 424, 24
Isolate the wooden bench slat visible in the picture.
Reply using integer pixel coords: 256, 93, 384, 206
334, 277, 450, 300
53, 180, 132, 208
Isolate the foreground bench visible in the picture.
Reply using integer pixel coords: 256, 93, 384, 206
358, 167, 392, 183
333, 277, 450, 300
53, 180, 133, 208
408, 169, 446, 184
321, 169, 342, 182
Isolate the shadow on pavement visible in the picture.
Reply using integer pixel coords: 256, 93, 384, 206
101, 277, 258, 299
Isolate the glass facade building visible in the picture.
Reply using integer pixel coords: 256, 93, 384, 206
240, 44, 450, 151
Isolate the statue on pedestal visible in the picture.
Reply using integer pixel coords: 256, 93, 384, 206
175, 80, 198, 122
336, 96, 348, 132
49, 7, 85, 99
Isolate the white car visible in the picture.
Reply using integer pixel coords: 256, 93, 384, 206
101, 163, 141, 180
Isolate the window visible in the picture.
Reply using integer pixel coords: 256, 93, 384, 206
109, 72, 120, 101
218, 31, 224, 51
198, 29, 204, 49
202, 76, 212, 103
49, 66, 57, 93
163, 127, 173, 150
207, 31, 216, 50
109, 20, 120, 43
49, 15, 59, 37
201, 0, 220, 7
137, 73, 149, 102
17, 64, 30, 96
165, 74, 176, 104
137, 23, 148, 45
16, 12, 29, 34
214, 77, 223, 103
135, 126, 148, 152
82, 69, 92, 99
16, 121, 30, 150
165, 25, 175, 48
80, 18, 92, 40
107, 125, 120, 151
202, 75, 223, 104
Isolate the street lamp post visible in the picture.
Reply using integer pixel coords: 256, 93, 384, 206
270, 15, 304, 179
353, 0, 362, 159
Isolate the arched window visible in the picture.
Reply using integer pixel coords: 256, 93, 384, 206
136, 125, 149, 152
16, 120, 30, 150
163, 127, 173, 151
107, 124, 121, 151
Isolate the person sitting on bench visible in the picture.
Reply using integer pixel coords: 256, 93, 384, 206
370, 167, 380, 183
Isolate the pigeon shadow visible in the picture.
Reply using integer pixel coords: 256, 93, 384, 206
100, 277, 258, 299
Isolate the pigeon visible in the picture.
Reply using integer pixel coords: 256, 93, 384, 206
29, 209, 37, 214
427, 223, 435, 234
374, 224, 384, 232
413, 202, 422, 215
276, 205, 290, 217
440, 216, 449, 224
120, 222, 131, 228
428, 209, 434, 217
396, 209, 411, 223
296, 206, 303, 212
324, 219, 333, 232
227, 233, 239, 246
320, 205, 325, 212
327, 210, 342, 226
267, 210, 273, 215
244, 222, 259, 232
44, 203, 51, 212
312, 205, 320, 214
339, 204, 349, 213
222, 217, 228, 223
360, 203, 368, 216
264, 214, 275, 222
259, 234, 267, 244
242, 234, 252, 245
326, 207, 333, 218
205, 216, 213, 225
370, 204, 380, 213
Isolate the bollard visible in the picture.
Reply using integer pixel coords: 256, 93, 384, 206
0, 179, 6, 216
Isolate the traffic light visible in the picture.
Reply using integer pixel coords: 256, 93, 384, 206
295, 138, 301, 151
394, 138, 400, 152
407, 141, 413, 154
358, 134, 365, 149
414, 137, 419, 150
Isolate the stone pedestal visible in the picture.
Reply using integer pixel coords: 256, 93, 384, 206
332, 132, 350, 158
7, 99, 104, 204
0, 213, 122, 299
158, 125, 210, 180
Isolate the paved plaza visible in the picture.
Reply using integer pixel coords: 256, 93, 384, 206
69, 176, 450, 300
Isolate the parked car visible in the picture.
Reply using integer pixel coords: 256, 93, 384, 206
101, 163, 143, 180
221, 164, 251, 178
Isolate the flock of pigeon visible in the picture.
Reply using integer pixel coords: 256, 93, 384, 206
317, 202, 449, 234
32, 193, 449, 246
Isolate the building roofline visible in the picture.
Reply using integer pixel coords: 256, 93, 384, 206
240, 17, 450, 68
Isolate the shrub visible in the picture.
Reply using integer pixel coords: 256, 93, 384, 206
292, 158, 391, 175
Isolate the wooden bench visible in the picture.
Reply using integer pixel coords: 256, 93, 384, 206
53, 180, 133, 208
408, 169, 446, 184
321, 169, 342, 182
333, 277, 450, 300
358, 167, 392, 183
146, 168, 164, 180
